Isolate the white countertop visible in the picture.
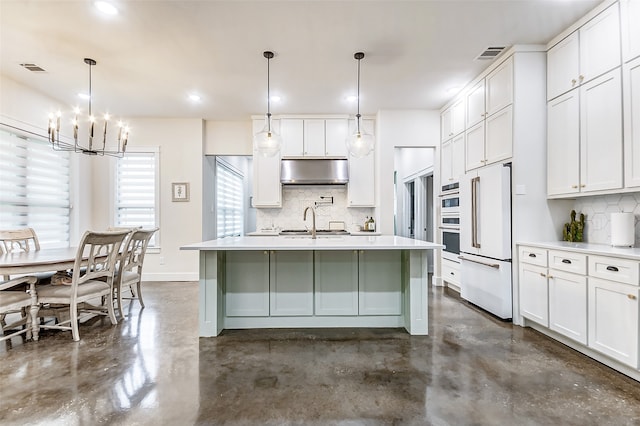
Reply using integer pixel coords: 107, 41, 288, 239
517, 241, 640, 260
181, 235, 443, 251
246, 231, 382, 237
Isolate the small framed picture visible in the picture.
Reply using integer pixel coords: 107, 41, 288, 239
172, 182, 190, 202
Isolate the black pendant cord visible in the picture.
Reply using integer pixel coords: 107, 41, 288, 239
354, 52, 364, 134
84, 58, 97, 117
264, 51, 274, 133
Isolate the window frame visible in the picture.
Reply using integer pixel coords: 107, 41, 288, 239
215, 157, 244, 239
111, 146, 160, 249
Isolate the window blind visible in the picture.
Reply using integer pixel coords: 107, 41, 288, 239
216, 159, 243, 238
0, 128, 71, 248
115, 151, 158, 245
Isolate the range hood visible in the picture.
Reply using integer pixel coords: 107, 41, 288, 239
281, 158, 348, 185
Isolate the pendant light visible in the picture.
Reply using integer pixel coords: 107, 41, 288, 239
254, 51, 282, 157
346, 52, 374, 158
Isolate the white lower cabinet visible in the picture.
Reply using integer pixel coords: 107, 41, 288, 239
549, 269, 587, 345
358, 250, 402, 315
441, 258, 461, 289
588, 277, 639, 368
314, 250, 359, 316
518, 244, 640, 375
519, 262, 549, 326
270, 250, 314, 316
225, 251, 270, 317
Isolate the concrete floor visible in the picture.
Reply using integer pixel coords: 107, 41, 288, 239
1, 281, 640, 425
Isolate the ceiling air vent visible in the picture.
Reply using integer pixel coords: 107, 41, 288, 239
475, 47, 506, 60
20, 63, 46, 72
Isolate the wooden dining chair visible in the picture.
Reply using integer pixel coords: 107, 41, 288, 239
0, 276, 39, 342
113, 227, 158, 319
37, 230, 129, 341
0, 228, 41, 279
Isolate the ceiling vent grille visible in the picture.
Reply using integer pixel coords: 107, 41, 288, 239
476, 47, 506, 60
20, 63, 46, 72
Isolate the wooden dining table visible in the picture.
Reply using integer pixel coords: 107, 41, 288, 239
0, 247, 79, 276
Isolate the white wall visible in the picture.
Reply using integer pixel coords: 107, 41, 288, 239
91, 118, 204, 281
376, 110, 440, 234
204, 120, 252, 155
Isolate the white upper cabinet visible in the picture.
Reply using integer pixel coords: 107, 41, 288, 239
579, 69, 623, 192
547, 32, 580, 100
484, 105, 513, 165
624, 57, 640, 188
486, 57, 513, 116
252, 119, 282, 207
279, 118, 349, 158
580, 3, 621, 84
441, 132, 465, 185
464, 121, 485, 171
621, 0, 640, 62
441, 97, 466, 142
547, 3, 621, 101
547, 91, 580, 196
303, 119, 325, 156
465, 80, 485, 128
280, 119, 304, 156
325, 119, 349, 157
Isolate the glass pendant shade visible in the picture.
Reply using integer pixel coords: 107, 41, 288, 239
346, 120, 374, 158
254, 115, 282, 157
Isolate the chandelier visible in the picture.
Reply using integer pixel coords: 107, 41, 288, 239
346, 52, 374, 158
48, 58, 129, 157
253, 51, 282, 157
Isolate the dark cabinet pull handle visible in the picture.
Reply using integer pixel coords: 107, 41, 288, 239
562, 259, 572, 264
528, 253, 536, 258
606, 266, 619, 272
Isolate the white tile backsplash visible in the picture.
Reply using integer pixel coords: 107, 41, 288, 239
572, 194, 639, 246
256, 186, 374, 233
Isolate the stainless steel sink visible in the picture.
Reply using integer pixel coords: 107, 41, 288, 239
279, 229, 350, 236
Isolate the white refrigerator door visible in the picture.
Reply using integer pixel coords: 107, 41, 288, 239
460, 163, 511, 260
460, 253, 513, 319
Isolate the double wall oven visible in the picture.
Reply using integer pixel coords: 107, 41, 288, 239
440, 182, 460, 263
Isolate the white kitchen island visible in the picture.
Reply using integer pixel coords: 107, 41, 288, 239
181, 235, 442, 337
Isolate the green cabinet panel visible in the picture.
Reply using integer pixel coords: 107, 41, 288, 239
225, 251, 270, 317
314, 250, 359, 316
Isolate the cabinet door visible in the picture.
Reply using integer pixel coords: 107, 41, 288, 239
441, 107, 453, 142
347, 119, 375, 207
303, 119, 325, 156
519, 263, 548, 326
624, 57, 640, 188
580, 69, 623, 193
451, 132, 465, 181
325, 119, 348, 157
547, 32, 580, 100
486, 57, 513, 116
359, 250, 402, 315
621, 0, 640, 62
579, 3, 621, 84
588, 277, 639, 368
225, 251, 270, 317
549, 269, 587, 344
547, 91, 580, 196
252, 120, 282, 207
465, 121, 485, 171
315, 250, 358, 316
466, 80, 485, 128
440, 140, 453, 185
280, 119, 304, 157
451, 98, 466, 136
270, 250, 314, 316
484, 105, 512, 165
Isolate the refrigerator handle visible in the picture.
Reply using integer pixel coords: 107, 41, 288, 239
471, 176, 481, 248
458, 255, 500, 269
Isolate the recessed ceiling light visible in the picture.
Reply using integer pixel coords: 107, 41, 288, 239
188, 94, 201, 102
270, 95, 281, 102
446, 86, 462, 95
346, 95, 358, 102
78, 93, 91, 100
95, 1, 118, 15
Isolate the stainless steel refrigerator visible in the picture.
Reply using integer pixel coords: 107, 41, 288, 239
459, 162, 512, 319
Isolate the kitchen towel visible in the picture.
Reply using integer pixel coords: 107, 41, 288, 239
611, 212, 635, 247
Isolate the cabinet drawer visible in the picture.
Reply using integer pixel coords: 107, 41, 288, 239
519, 246, 547, 267
549, 250, 587, 274
442, 260, 460, 285
589, 255, 639, 286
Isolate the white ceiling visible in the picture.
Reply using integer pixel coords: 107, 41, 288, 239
0, 0, 601, 121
